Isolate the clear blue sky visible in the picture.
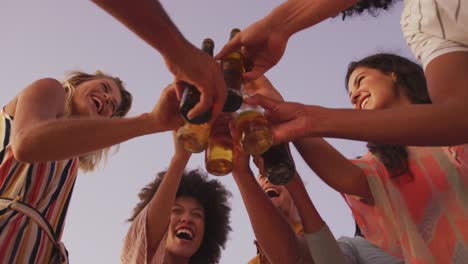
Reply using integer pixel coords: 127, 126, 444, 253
0, 1, 412, 263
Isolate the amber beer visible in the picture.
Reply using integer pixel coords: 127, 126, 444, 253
176, 123, 210, 153
176, 38, 214, 152
261, 144, 295, 185
234, 106, 273, 155
205, 113, 234, 176
221, 28, 244, 113
179, 38, 214, 124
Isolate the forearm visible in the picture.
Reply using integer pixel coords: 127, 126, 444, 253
232, 171, 301, 263
293, 137, 369, 198
286, 175, 325, 233
318, 103, 468, 145
265, 0, 358, 37
145, 154, 190, 252
12, 113, 156, 162
91, 0, 191, 62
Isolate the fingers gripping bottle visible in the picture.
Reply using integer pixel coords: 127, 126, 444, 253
221, 28, 244, 113
176, 38, 214, 152
234, 103, 273, 155
179, 38, 214, 124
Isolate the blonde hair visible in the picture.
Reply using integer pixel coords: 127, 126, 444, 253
62, 70, 132, 172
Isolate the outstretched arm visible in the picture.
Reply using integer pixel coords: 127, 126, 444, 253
144, 132, 191, 259
231, 132, 302, 263
91, 0, 226, 120
10, 80, 183, 162
286, 173, 347, 264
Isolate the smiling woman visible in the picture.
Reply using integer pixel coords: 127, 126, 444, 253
121, 131, 231, 264
0, 70, 186, 263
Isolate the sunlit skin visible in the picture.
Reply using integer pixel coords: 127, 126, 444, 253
70, 78, 123, 117
165, 196, 205, 261
347, 67, 412, 110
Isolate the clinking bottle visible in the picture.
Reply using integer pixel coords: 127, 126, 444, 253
205, 113, 234, 176
234, 103, 273, 155
261, 143, 295, 185
221, 28, 244, 113
179, 38, 214, 124
176, 38, 214, 152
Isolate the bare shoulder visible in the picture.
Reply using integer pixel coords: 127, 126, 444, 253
5, 78, 66, 117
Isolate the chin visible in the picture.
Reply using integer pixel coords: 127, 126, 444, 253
171, 247, 197, 259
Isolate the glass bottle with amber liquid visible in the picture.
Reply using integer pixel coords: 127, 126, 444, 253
221, 28, 244, 113
176, 38, 214, 153
205, 113, 234, 176
234, 103, 273, 155
261, 143, 295, 185
179, 38, 214, 124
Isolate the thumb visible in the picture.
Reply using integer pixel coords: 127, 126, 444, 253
214, 34, 242, 60
243, 94, 279, 112
270, 119, 305, 145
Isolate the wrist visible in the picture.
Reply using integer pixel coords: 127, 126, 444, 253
162, 38, 196, 76
139, 112, 161, 135
304, 105, 330, 137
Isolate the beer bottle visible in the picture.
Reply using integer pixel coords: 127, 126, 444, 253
205, 113, 234, 176
261, 144, 295, 185
179, 38, 214, 124
234, 103, 273, 155
176, 38, 214, 152
221, 28, 244, 113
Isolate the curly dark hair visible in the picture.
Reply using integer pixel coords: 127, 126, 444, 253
128, 169, 232, 264
345, 53, 430, 178
340, 0, 400, 20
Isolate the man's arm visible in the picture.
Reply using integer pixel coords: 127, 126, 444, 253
91, 0, 227, 120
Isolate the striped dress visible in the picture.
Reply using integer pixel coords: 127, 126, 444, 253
0, 109, 79, 263
345, 145, 468, 263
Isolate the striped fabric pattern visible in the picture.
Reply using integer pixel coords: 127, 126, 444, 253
401, 0, 468, 68
345, 145, 468, 264
120, 205, 167, 264
0, 110, 79, 263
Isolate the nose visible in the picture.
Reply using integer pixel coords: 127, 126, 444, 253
350, 92, 360, 108
179, 213, 194, 223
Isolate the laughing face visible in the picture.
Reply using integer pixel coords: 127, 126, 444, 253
165, 196, 205, 258
70, 77, 122, 118
347, 67, 410, 110
258, 174, 297, 219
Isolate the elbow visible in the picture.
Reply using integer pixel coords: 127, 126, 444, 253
11, 133, 39, 163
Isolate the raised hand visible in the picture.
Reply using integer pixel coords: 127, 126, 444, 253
166, 44, 227, 121
215, 19, 289, 81
150, 83, 185, 132
244, 94, 324, 144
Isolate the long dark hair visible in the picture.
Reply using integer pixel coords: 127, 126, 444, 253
129, 169, 232, 264
340, 0, 400, 19
345, 53, 430, 177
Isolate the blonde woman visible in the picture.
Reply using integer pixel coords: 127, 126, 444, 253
0, 72, 183, 263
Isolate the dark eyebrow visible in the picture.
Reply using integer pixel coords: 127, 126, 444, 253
349, 71, 366, 97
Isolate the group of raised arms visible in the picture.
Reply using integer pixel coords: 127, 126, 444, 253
1, 0, 467, 263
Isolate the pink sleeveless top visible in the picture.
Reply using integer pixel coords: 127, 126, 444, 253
345, 145, 468, 263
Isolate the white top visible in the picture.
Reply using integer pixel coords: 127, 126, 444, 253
401, 0, 468, 68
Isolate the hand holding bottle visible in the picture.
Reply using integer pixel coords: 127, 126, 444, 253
244, 94, 325, 144
149, 83, 185, 133
166, 42, 227, 121
215, 18, 289, 81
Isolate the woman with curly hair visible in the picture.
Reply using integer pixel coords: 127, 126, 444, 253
121, 133, 231, 264
217, 0, 468, 147
0, 71, 184, 263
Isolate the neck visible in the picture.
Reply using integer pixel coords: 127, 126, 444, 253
164, 251, 190, 264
